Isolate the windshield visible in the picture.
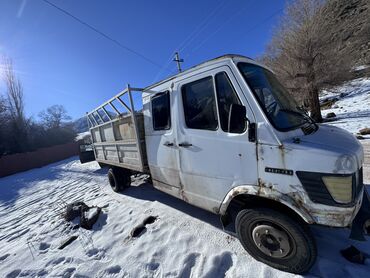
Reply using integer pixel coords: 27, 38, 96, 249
238, 62, 312, 131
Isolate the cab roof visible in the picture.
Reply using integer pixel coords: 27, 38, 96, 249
144, 54, 255, 91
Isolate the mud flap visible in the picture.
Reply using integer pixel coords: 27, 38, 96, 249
350, 189, 370, 241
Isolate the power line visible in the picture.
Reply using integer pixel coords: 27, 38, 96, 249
152, 0, 228, 82
177, 0, 228, 53
184, 5, 283, 59
184, 0, 258, 58
151, 52, 175, 83
41, 0, 167, 71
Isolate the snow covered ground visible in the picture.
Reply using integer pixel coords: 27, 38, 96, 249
321, 78, 370, 138
0, 157, 369, 278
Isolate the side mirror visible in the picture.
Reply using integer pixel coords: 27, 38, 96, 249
228, 104, 247, 133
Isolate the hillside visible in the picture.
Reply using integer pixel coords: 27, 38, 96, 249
323, 0, 370, 67
74, 116, 89, 134
321, 77, 370, 138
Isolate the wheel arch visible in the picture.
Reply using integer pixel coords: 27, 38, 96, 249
219, 186, 315, 229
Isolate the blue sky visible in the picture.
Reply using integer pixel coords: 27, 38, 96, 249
0, 0, 285, 120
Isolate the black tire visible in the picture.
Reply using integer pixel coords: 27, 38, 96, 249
236, 208, 317, 274
107, 167, 131, 192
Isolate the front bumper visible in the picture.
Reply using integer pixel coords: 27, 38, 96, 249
295, 168, 365, 228
307, 188, 363, 227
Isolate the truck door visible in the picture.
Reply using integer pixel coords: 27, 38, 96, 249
145, 90, 181, 197
175, 66, 258, 212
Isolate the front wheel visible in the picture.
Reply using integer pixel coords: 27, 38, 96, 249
236, 208, 317, 274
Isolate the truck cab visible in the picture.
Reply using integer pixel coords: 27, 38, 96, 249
85, 54, 367, 274
143, 55, 364, 226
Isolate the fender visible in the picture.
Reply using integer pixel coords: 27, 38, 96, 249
218, 184, 315, 224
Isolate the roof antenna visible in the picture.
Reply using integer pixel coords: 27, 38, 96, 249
173, 52, 184, 73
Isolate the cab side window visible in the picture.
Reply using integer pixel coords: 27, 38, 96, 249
152, 91, 171, 130
215, 72, 241, 132
182, 77, 218, 130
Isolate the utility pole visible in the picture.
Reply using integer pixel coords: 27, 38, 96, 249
173, 52, 184, 73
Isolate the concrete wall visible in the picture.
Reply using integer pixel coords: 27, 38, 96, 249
0, 142, 79, 177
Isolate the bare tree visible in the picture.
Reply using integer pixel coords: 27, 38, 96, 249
261, 0, 369, 122
1, 57, 29, 153
0, 95, 8, 155
2, 57, 25, 122
0, 58, 76, 154
39, 104, 72, 129
0, 95, 7, 119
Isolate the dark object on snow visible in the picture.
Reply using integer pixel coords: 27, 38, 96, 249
340, 246, 365, 264
143, 216, 157, 225
356, 135, 365, 140
58, 235, 78, 250
81, 207, 102, 230
64, 202, 89, 221
64, 201, 102, 230
350, 190, 370, 241
131, 225, 146, 238
365, 220, 370, 235
359, 127, 370, 135
130, 216, 158, 238
326, 112, 336, 118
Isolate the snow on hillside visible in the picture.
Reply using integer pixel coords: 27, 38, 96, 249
321, 77, 370, 137
0, 158, 370, 277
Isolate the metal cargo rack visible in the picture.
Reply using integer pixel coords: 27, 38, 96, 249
86, 84, 148, 173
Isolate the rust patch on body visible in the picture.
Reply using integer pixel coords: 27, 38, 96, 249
179, 181, 189, 203
278, 144, 287, 168
257, 179, 315, 223
257, 178, 274, 195
286, 191, 352, 226
286, 192, 313, 221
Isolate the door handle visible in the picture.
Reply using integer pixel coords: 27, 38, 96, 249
178, 142, 192, 148
163, 142, 174, 147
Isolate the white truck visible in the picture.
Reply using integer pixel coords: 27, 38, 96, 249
82, 54, 369, 274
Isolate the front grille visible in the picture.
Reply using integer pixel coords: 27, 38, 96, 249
296, 171, 337, 206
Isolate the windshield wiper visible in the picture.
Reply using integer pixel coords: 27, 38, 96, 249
279, 108, 319, 133
279, 108, 308, 119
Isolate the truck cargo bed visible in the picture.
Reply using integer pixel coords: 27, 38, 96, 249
86, 86, 148, 173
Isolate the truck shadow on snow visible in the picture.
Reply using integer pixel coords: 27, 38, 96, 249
119, 180, 370, 277
119, 182, 235, 278
119, 181, 223, 230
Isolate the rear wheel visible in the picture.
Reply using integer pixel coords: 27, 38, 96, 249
236, 208, 316, 274
107, 167, 131, 192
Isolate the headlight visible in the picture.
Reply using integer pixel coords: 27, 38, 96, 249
322, 176, 352, 204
